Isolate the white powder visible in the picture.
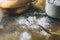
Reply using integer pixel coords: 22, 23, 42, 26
37, 17, 50, 29
17, 16, 50, 29
17, 17, 30, 26
20, 31, 31, 40
17, 16, 40, 29
40, 30, 48, 36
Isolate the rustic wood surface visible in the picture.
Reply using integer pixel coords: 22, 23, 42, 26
0, 8, 60, 40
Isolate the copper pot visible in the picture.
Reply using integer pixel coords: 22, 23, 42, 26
0, 0, 32, 14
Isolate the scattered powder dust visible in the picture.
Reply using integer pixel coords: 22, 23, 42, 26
40, 30, 48, 36
17, 16, 50, 29
37, 17, 51, 29
17, 16, 40, 29
19, 31, 31, 40
16, 16, 51, 36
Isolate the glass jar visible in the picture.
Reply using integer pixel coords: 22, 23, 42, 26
45, 0, 60, 18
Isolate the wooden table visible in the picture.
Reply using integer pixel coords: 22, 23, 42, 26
0, 8, 60, 40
